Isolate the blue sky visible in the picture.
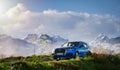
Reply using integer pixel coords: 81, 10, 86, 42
18, 0, 120, 16
0, 0, 120, 16
0, 0, 120, 42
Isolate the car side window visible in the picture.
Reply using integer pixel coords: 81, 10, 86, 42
79, 43, 88, 48
79, 44, 84, 48
83, 44, 88, 48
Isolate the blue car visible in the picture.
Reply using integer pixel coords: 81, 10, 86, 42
53, 41, 91, 60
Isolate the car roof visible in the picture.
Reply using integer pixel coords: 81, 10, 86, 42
68, 41, 86, 43
68, 41, 87, 44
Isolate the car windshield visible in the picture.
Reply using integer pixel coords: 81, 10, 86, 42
67, 42, 79, 47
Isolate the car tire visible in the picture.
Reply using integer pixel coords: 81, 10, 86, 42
56, 58, 61, 61
87, 51, 92, 55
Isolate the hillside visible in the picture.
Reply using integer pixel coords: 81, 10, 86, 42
0, 54, 120, 70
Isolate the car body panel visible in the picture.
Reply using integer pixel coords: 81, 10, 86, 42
53, 41, 91, 59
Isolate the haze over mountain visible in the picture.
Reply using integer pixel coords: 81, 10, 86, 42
24, 34, 68, 55
0, 33, 120, 58
0, 34, 68, 57
0, 34, 35, 57
90, 33, 120, 54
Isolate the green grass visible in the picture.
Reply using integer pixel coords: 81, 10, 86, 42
0, 54, 120, 70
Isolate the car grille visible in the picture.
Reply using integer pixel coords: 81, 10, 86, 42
55, 49, 65, 55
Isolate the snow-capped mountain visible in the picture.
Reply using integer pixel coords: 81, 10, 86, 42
24, 34, 68, 55
24, 34, 67, 54
24, 34, 39, 43
93, 33, 109, 43
24, 34, 68, 44
24, 34, 39, 41
89, 33, 120, 54
39, 34, 68, 44
90, 33, 120, 44
0, 34, 35, 57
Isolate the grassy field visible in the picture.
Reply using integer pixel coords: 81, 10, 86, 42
0, 54, 120, 70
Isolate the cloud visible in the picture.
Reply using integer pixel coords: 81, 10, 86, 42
0, 3, 120, 41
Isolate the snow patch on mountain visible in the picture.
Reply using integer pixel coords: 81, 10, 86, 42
91, 33, 109, 44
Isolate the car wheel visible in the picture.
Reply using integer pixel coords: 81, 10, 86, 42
87, 51, 92, 55
56, 58, 61, 61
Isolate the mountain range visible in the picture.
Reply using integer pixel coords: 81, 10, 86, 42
24, 34, 68, 44
0, 33, 120, 57
91, 33, 120, 44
